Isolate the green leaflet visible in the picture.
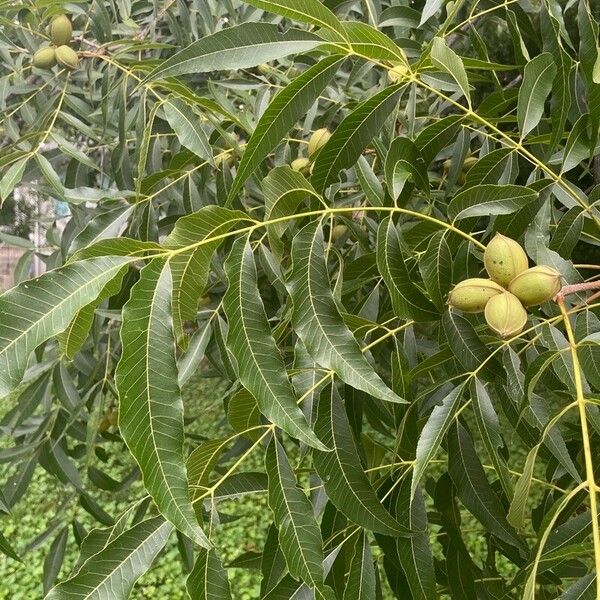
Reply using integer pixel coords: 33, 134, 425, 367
418, 230, 452, 312
115, 259, 209, 547
448, 422, 528, 555
0, 529, 19, 562
311, 84, 403, 192
384, 136, 429, 200
0, 256, 132, 398
46, 517, 171, 600
411, 384, 464, 499
470, 379, 513, 498
227, 56, 344, 204
266, 438, 327, 589
343, 533, 377, 599
68, 204, 134, 256
58, 266, 128, 359
186, 548, 232, 600
223, 236, 326, 449
145, 23, 324, 81
165, 205, 250, 343
517, 53, 557, 139
262, 166, 322, 258
376, 217, 438, 322
240, 0, 347, 41
313, 386, 409, 536
0, 157, 28, 204
289, 220, 405, 404
394, 479, 437, 600
430, 37, 471, 105
448, 184, 538, 220
507, 444, 539, 529
163, 98, 213, 163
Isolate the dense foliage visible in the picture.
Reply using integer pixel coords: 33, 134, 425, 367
1, 0, 600, 598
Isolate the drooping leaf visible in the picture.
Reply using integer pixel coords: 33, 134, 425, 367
163, 98, 213, 163
419, 230, 453, 312
69, 204, 134, 256
0, 157, 28, 204
448, 184, 538, 220
43, 528, 69, 594
266, 437, 327, 589
311, 84, 403, 192
343, 532, 376, 600
430, 37, 471, 104
289, 221, 404, 404
394, 479, 437, 600
411, 384, 464, 499
58, 266, 128, 359
240, 0, 347, 40
376, 217, 438, 322
164, 206, 250, 342
0, 529, 20, 561
507, 444, 539, 529
223, 236, 325, 449
313, 386, 409, 536
448, 422, 527, 555
384, 137, 429, 200
517, 53, 557, 138
186, 548, 232, 600
115, 259, 209, 547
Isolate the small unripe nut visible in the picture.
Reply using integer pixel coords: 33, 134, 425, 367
331, 224, 348, 242
55, 45, 79, 69
447, 278, 504, 313
50, 15, 72, 46
388, 63, 409, 83
484, 291, 527, 337
508, 265, 562, 306
308, 128, 331, 157
484, 233, 529, 287
32, 47, 56, 69
462, 156, 478, 172
291, 157, 311, 176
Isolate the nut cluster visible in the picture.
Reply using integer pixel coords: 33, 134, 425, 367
291, 128, 332, 175
448, 234, 563, 337
32, 15, 79, 71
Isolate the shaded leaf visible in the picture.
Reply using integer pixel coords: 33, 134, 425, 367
313, 386, 409, 536
186, 548, 232, 600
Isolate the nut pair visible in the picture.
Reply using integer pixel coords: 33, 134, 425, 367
448, 234, 562, 337
291, 128, 332, 175
32, 15, 79, 71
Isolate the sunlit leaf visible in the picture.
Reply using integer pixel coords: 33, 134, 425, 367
115, 259, 209, 546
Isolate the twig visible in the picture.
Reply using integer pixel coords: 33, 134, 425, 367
554, 280, 600, 302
